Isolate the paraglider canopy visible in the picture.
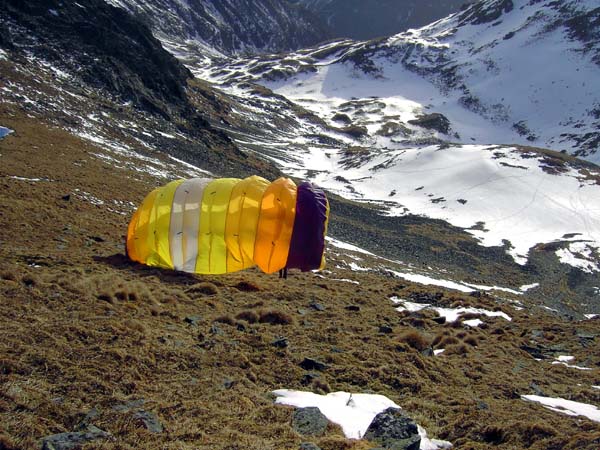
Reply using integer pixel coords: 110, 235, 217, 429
126, 176, 329, 275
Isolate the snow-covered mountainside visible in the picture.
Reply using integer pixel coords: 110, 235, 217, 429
292, 0, 474, 40
105, 0, 331, 56
189, 0, 600, 273
203, 0, 600, 161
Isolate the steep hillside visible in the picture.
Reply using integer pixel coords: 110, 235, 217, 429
105, 0, 332, 56
0, 0, 279, 179
1, 0, 600, 448
292, 0, 474, 40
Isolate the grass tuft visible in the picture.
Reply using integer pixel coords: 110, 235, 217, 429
398, 330, 431, 351
214, 315, 236, 326
186, 282, 219, 296
0, 269, 19, 281
234, 281, 261, 292
258, 310, 293, 325
236, 310, 259, 323
481, 425, 507, 444
21, 274, 39, 287
464, 335, 479, 347
445, 344, 469, 355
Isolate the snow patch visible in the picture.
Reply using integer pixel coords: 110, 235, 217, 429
391, 297, 512, 323
73, 189, 104, 206
522, 395, 600, 423
0, 126, 14, 138
348, 262, 371, 272
556, 242, 600, 273
463, 318, 484, 327
9, 176, 52, 182
156, 130, 177, 139
273, 390, 452, 448
463, 282, 522, 295
520, 283, 539, 292
167, 155, 213, 177
551, 355, 592, 371
327, 236, 375, 256
388, 269, 474, 293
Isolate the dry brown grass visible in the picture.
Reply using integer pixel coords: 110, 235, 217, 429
234, 280, 262, 292
397, 330, 431, 351
1, 104, 599, 449
258, 310, 294, 325
236, 310, 260, 323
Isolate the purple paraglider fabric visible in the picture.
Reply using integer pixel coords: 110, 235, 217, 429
286, 182, 329, 271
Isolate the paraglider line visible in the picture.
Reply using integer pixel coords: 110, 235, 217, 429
236, 192, 247, 266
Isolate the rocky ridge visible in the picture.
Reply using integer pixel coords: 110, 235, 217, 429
105, 0, 332, 56
292, 0, 475, 40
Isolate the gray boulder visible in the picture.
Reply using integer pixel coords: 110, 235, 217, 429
364, 407, 421, 450
292, 407, 328, 436
41, 426, 110, 450
133, 410, 164, 433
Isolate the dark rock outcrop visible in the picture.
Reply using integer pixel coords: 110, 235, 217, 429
299, 357, 329, 371
109, 0, 332, 55
1, 0, 191, 118
294, 0, 475, 40
458, 0, 514, 26
408, 113, 451, 134
41, 426, 110, 450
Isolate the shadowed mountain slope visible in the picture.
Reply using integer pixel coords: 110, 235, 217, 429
105, 0, 332, 56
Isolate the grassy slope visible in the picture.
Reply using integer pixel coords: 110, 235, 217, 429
1, 104, 600, 449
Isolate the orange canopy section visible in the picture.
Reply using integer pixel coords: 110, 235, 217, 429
253, 177, 298, 274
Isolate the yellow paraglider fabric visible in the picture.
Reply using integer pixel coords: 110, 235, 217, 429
196, 178, 239, 274
151, 179, 185, 269
127, 187, 159, 266
126, 202, 142, 263
225, 175, 270, 273
254, 177, 297, 274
